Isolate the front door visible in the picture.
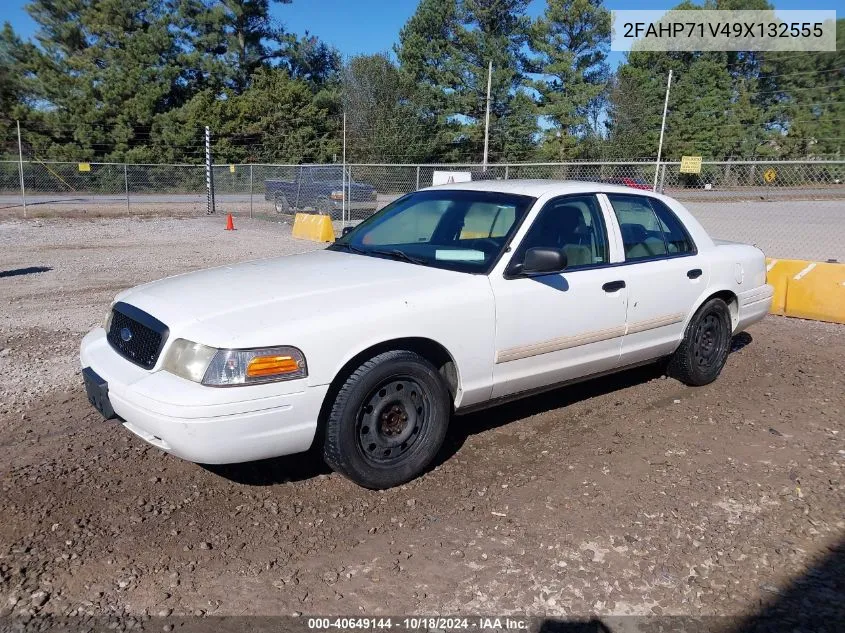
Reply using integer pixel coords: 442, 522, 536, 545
489, 194, 628, 399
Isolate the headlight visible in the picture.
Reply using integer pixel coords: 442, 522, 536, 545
162, 339, 218, 383
329, 190, 343, 201
162, 339, 307, 387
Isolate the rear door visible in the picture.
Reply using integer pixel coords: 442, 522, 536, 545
602, 193, 709, 366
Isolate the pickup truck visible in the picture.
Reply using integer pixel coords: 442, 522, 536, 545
264, 165, 378, 219
81, 180, 773, 489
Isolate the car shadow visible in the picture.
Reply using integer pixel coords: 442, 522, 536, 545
200, 449, 331, 486
731, 330, 753, 352
206, 332, 754, 487
432, 331, 754, 473
0, 266, 52, 278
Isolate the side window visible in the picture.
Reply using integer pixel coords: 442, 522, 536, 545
607, 194, 668, 261
649, 199, 695, 254
514, 195, 608, 270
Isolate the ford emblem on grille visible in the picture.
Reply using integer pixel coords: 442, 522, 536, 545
120, 327, 133, 342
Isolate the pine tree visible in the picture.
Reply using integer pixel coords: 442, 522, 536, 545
169, 0, 291, 95
531, 0, 610, 160
20, 0, 181, 161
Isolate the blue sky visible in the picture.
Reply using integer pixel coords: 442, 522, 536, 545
3, 0, 840, 70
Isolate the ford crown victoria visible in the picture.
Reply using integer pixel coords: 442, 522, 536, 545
80, 181, 774, 488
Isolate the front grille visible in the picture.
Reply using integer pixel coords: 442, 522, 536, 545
106, 303, 169, 369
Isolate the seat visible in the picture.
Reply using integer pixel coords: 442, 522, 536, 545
525, 205, 595, 268
620, 223, 666, 259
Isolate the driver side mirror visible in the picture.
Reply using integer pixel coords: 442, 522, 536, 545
519, 247, 568, 276
340, 226, 355, 237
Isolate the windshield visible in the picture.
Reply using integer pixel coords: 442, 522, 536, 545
329, 189, 536, 273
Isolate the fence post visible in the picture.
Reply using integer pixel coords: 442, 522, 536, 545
415, 165, 420, 190
504, 164, 509, 180
16, 120, 27, 217
124, 164, 130, 213
205, 126, 215, 215
249, 164, 254, 219
658, 163, 667, 193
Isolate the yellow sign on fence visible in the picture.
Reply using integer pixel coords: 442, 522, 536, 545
679, 156, 702, 174
763, 168, 777, 183
78, 162, 91, 172
229, 164, 236, 173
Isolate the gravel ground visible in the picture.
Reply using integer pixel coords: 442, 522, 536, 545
0, 216, 843, 630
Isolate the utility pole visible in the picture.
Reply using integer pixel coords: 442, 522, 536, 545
653, 69, 672, 191
342, 111, 347, 227
16, 120, 27, 217
482, 60, 492, 171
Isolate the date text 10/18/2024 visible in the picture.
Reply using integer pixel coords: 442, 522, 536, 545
307, 617, 529, 631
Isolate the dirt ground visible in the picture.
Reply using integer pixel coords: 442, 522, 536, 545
0, 216, 843, 630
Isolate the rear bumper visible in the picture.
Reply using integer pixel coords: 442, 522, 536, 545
736, 284, 774, 332
80, 329, 328, 464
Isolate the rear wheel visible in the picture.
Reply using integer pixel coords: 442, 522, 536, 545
322, 350, 451, 489
667, 297, 732, 386
273, 191, 292, 214
315, 195, 332, 216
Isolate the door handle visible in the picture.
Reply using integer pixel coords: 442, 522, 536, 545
602, 280, 626, 292
687, 268, 703, 279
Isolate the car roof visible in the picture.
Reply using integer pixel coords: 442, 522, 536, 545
419, 179, 657, 198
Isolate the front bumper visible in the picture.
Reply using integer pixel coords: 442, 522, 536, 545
80, 329, 328, 464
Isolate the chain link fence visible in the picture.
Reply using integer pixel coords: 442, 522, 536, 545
1, 159, 843, 261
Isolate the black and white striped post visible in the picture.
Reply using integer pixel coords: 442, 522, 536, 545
205, 126, 215, 215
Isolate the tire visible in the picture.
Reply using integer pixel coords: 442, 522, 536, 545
667, 297, 732, 386
273, 191, 292, 215
315, 195, 332, 216
322, 350, 451, 489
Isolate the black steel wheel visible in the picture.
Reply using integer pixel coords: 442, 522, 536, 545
356, 376, 428, 466
323, 350, 451, 489
667, 297, 732, 386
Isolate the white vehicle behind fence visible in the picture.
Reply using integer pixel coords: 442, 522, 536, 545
81, 180, 774, 488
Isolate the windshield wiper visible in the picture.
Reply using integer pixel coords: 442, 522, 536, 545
331, 242, 368, 255
370, 249, 426, 265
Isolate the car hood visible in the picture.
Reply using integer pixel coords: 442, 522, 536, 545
114, 249, 471, 345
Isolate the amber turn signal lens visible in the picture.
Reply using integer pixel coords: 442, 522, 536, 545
246, 355, 300, 377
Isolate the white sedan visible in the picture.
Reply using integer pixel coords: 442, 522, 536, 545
80, 181, 774, 488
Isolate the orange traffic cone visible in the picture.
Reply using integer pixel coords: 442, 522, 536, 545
225, 213, 235, 231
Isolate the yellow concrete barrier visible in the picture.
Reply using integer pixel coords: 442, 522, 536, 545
292, 212, 334, 242
766, 258, 845, 324
765, 258, 809, 315
784, 261, 845, 324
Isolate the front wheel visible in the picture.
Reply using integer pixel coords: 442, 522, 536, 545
322, 350, 451, 489
667, 297, 732, 386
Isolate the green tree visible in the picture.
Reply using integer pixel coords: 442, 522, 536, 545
396, 0, 538, 161
342, 54, 441, 163
395, 0, 466, 160
170, 0, 290, 95
0, 24, 34, 155
531, 0, 611, 160
18, 0, 181, 161
151, 68, 339, 164
762, 19, 845, 158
